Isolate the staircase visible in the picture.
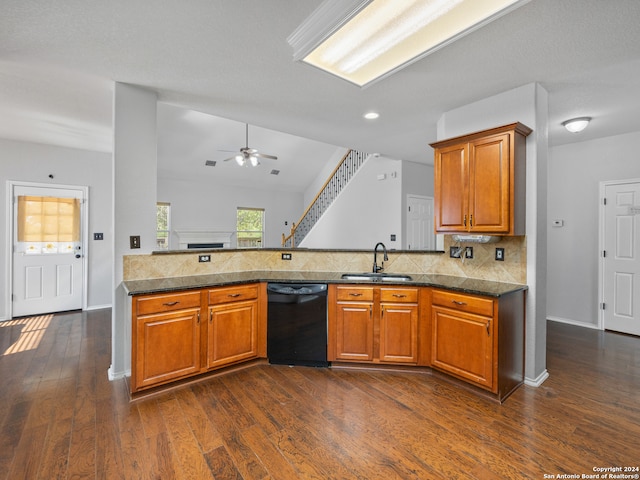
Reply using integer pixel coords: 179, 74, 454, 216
282, 149, 369, 247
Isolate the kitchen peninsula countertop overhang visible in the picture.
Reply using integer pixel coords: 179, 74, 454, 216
123, 271, 527, 298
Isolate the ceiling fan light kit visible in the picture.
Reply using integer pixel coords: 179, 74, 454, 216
224, 123, 278, 167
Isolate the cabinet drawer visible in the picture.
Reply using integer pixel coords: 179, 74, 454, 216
380, 287, 418, 303
209, 284, 259, 305
432, 289, 494, 317
136, 291, 202, 316
336, 286, 374, 302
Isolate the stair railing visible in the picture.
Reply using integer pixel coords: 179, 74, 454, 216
282, 149, 368, 247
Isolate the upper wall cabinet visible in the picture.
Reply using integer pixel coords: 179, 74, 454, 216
431, 123, 532, 235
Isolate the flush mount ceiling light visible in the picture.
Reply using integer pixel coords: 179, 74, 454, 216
363, 111, 379, 119
562, 117, 591, 133
287, 0, 530, 88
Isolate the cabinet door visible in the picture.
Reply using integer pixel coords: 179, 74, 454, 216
135, 308, 201, 390
434, 143, 468, 232
469, 133, 511, 233
431, 306, 494, 390
333, 302, 374, 362
207, 300, 258, 369
379, 303, 418, 364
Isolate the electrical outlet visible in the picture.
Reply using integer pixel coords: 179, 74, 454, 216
495, 247, 505, 261
130, 235, 140, 249
449, 246, 462, 258
198, 255, 211, 263
465, 246, 473, 259
93, 232, 104, 240
281, 253, 292, 260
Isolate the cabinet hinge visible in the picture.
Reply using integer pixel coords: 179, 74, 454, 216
603, 197, 607, 206
602, 250, 606, 258
601, 302, 606, 310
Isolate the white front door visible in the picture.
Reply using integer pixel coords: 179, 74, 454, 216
406, 195, 435, 250
11, 184, 86, 318
602, 180, 640, 335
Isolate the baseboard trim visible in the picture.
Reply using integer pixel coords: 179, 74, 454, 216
524, 369, 549, 387
85, 304, 112, 311
547, 316, 600, 330
108, 365, 130, 381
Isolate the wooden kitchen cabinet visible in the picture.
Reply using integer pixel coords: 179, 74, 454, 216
132, 290, 203, 391
329, 285, 425, 366
431, 122, 532, 235
131, 283, 266, 393
379, 287, 419, 364
206, 283, 263, 369
430, 288, 525, 401
331, 286, 375, 362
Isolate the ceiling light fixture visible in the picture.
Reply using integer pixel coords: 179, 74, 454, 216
562, 117, 591, 133
363, 111, 379, 119
288, 0, 530, 88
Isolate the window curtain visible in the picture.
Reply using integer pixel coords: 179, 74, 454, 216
17, 196, 80, 242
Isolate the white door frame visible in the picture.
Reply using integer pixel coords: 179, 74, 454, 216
6, 180, 89, 319
598, 177, 640, 331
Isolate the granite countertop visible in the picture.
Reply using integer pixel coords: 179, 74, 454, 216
123, 271, 527, 298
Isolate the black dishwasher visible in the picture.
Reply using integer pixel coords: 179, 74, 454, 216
267, 283, 328, 367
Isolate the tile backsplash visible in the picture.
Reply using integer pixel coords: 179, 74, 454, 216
124, 236, 526, 284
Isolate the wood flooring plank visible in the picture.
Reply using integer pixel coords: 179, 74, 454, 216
173, 387, 224, 453
204, 445, 244, 480
157, 395, 216, 480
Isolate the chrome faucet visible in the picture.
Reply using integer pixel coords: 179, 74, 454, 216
372, 242, 388, 273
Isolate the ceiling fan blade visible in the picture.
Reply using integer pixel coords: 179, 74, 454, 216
255, 152, 277, 160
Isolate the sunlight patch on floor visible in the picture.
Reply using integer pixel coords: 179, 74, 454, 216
1, 314, 53, 355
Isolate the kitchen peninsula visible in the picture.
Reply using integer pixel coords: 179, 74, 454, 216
122, 247, 527, 402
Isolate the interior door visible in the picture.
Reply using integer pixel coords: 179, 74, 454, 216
602, 181, 640, 335
12, 184, 85, 317
406, 195, 435, 250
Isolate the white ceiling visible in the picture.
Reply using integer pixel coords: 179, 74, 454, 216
2, 0, 640, 192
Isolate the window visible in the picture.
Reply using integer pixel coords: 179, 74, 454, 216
237, 207, 264, 248
17, 195, 80, 254
156, 202, 170, 250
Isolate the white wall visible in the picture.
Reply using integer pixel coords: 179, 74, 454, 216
111, 83, 158, 378
436, 82, 549, 385
158, 176, 303, 249
0, 138, 112, 320
402, 160, 434, 249
547, 130, 640, 328
301, 155, 403, 249
303, 147, 348, 207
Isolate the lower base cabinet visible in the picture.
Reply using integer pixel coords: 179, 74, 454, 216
131, 283, 266, 393
328, 285, 427, 366
130, 280, 525, 401
430, 288, 525, 401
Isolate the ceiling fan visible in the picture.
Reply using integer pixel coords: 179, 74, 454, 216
222, 123, 278, 167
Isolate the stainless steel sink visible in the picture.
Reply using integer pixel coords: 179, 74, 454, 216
341, 273, 413, 282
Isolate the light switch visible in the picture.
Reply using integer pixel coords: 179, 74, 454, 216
130, 235, 140, 249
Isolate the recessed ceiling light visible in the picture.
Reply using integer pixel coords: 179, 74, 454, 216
363, 112, 379, 120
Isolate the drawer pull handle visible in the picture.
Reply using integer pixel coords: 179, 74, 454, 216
228, 293, 242, 297
486, 320, 491, 335
349, 293, 363, 297
163, 301, 180, 306
392, 294, 407, 298
452, 300, 467, 306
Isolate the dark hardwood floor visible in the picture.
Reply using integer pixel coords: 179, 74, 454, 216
1, 309, 638, 479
